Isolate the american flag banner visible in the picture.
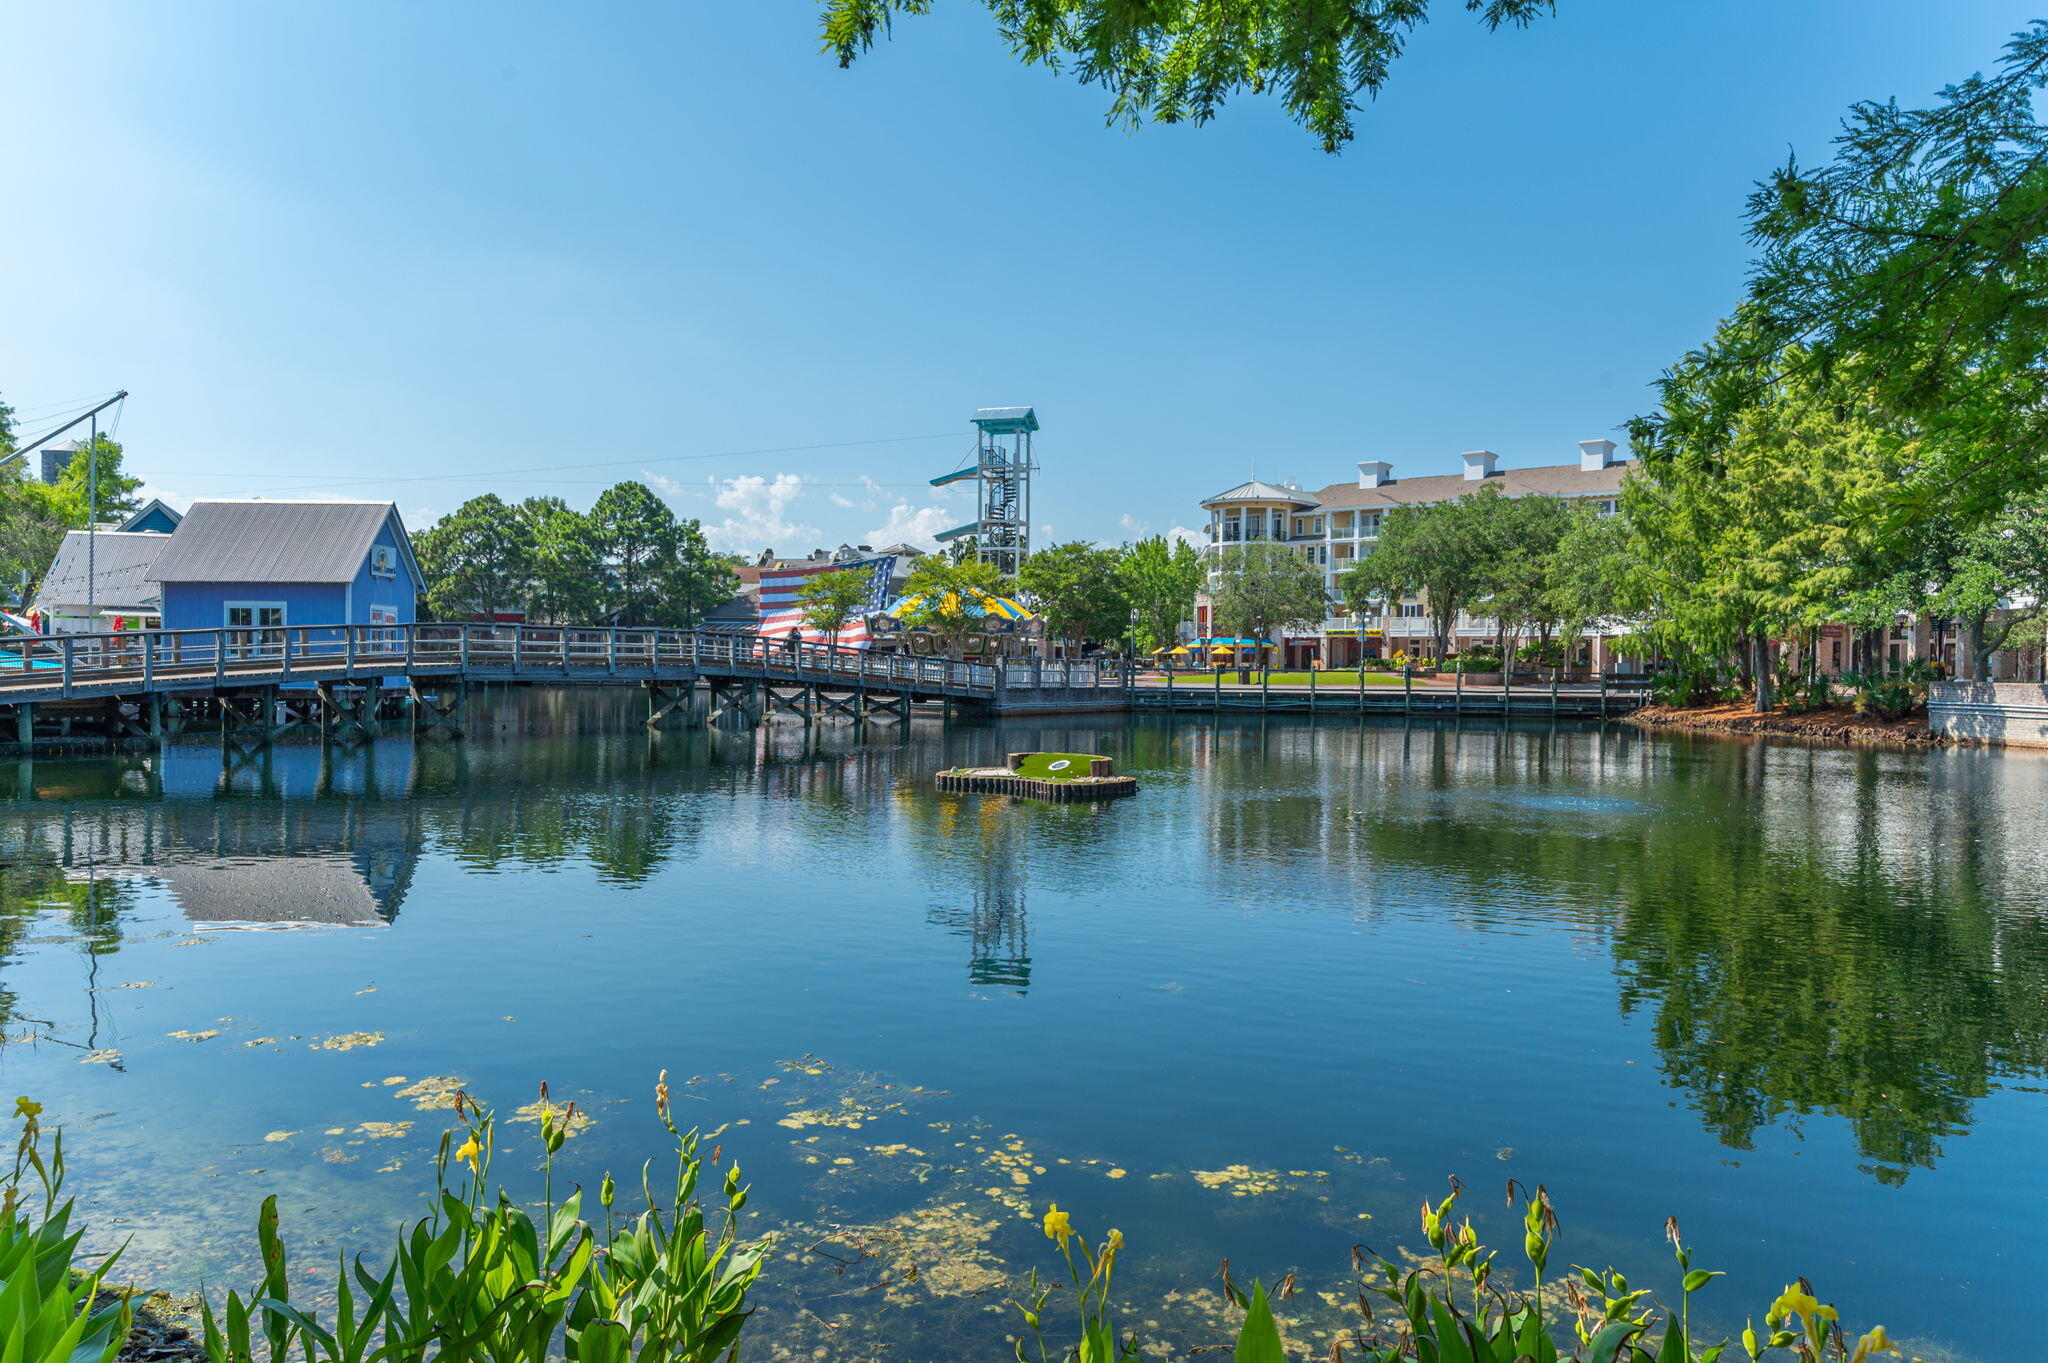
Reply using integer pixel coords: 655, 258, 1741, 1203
755, 557, 896, 649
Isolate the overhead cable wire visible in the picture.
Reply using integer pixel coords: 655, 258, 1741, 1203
211, 430, 964, 496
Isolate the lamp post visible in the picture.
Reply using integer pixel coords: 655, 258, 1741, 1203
1126, 607, 1140, 694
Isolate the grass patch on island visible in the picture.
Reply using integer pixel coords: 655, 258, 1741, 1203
1013, 753, 1098, 782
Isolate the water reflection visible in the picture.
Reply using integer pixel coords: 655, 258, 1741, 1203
2, 702, 2046, 1192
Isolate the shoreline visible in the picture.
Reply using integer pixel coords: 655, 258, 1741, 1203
1624, 702, 1943, 747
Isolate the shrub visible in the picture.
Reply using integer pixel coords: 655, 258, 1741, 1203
197, 1078, 764, 1363
1836, 667, 1930, 721
1022, 1183, 1901, 1362
0, 1099, 131, 1363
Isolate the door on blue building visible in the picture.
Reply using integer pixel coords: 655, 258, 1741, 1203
226, 604, 285, 660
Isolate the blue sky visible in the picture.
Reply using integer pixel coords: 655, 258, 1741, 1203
0, 1, 2027, 553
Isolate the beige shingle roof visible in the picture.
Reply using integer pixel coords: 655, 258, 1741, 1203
1313, 460, 1630, 510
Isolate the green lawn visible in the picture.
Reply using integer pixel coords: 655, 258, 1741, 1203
1156, 670, 1406, 687
1014, 752, 1098, 781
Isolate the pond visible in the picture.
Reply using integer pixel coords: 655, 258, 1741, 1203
2, 689, 2043, 1361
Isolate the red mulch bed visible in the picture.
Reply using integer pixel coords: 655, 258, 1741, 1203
1613, 699, 1933, 744
1626, 703, 1939, 745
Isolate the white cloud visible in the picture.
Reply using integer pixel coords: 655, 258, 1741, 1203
133, 483, 191, 513
696, 472, 819, 554
865, 502, 961, 549
1118, 513, 1149, 538
642, 471, 695, 501
828, 492, 857, 509
1167, 524, 1205, 547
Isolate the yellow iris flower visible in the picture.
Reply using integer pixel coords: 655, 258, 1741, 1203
1768, 1286, 1837, 1325
1042, 1204, 1073, 1246
455, 1133, 483, 1173
12, 1097, 42, 1119
1849, 1325, 1896, 1361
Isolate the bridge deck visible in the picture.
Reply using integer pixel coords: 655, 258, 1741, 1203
0, 624, 1647, 724
0, 623, 1090, 710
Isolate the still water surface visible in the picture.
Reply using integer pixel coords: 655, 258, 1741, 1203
2, 691, 2044, 1359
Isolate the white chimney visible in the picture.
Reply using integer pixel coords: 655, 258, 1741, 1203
1460, 450, 1498, 481
1357, 461, 1392, 489
1578, 438, 1617, 472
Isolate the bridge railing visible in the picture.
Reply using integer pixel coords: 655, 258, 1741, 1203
0, 621, 1124, 699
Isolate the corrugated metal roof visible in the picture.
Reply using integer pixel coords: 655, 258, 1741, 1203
972, 406, 1039, 433
118, 498, 183, 533
145, 500, 411, 585
34, 531, 170, 613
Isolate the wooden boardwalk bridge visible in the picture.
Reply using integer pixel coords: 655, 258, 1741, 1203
0, 623, 1650, 753
0, 622, 1125, 750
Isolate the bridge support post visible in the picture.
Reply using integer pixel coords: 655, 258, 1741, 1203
410, 682, 467, 740
316, 681, 375, 746
221, 687, 283, 762
761, 684, 814, 724
104, 698, 156, 743
859, 689, 909, 725
646, 680, 695, 729
14, 703, 34, 748
706, 677, 759, 727
814, 687, 860, 723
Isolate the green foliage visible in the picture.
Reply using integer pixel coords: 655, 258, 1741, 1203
818, 0, 1558, 153
1016, 541, 1131, 650
197, 1078, 763, 1363
898, 554, 1015, 658
44, 436, 142, 524
590, 482, 678, 625
1916, 510, 2048, 677
415, 494, 527, 621
1647, 669, 1737, 709
1031, 1185, 1899, 1363
1011, 1207, 1136, 1361
1, 1100, 132, 1363
1340, 492, 1500, 663
1835, 666, 1930, 722
1625, 328, 1908, 677
1211, 542, 1325, 642
1475, 492, 1574, 649
794, 566, 874, 647
1729, 22, 2048, 531
1119, 535, 1205, 654
515, 496, 606, 624
0, 426, 145, 603
418, 483, 731, 627
1551, 503, 1641, 647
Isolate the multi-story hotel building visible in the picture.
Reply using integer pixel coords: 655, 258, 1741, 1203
1192, 440, 1632, 668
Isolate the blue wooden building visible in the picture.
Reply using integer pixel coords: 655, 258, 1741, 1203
144, 500, 422, 635
118, 498, 184, 535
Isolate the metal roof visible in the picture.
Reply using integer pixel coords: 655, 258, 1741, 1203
145, 500, 419, 585
118, 498, 183, 533
972, 406, 1039, 433
1200, 479, 1322, 509
34, 531, 170, 613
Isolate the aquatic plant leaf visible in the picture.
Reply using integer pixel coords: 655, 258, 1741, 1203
1234, 1282, 1287, 1363
1586, 1320, 1645, 1363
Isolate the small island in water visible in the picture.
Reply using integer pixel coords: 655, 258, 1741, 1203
935, 751, 1139, 802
